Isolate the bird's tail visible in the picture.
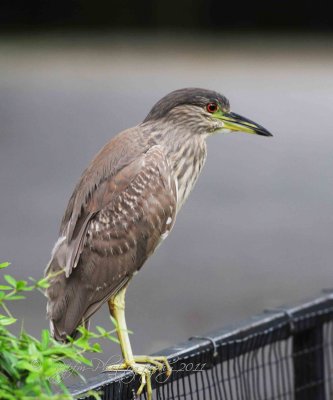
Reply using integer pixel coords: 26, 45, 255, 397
45, 238, 89, 342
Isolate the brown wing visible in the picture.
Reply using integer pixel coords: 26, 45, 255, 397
45, 144, 177, 341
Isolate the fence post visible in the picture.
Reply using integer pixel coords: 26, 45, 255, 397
293, 324, 325, 400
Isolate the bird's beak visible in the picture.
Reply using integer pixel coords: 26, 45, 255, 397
221, 112, 273, 137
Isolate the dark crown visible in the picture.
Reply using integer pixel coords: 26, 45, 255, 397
143, 88, 230, 122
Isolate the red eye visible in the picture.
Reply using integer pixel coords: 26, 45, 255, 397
206, 102, 218, 113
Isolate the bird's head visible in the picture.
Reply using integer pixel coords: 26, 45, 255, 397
143, 88, 272, 137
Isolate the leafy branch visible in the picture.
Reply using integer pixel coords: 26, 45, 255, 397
0, 262, 118, 400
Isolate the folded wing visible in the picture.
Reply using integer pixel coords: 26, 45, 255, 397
45, 142, 177, 341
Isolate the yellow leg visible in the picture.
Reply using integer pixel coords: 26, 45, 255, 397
105, 285, 171, 399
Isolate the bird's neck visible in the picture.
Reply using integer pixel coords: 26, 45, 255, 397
153, 125, 208, 209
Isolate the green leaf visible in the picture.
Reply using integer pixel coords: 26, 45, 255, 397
5, 295, 25, 300
0, 262, 10, 269
16, 360, 41, 372
0, 285, 12, 290
96, 326, 107, 335
92, 343, 101, 352
110, 315, 118, 328
84, 390, 103, 400
41, 329, 50, 348
35, 277, 50, 289
28, 342, 38, 356
15, 280, 27, 291
3, 275, 16, 287
108, 336, 120, 344
0, 316, 17, 325
25, 371, 40, 384
0, 389, 16, 400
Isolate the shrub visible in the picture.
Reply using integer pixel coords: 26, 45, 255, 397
0, 262, 118, 400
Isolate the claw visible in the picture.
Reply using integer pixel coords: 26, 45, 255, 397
134, 355, 172, 376
104, 363, 127, 371
105, 356, 171, 399
136, 369, 147, 396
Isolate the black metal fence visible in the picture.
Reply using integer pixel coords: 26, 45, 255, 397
70, 292, 333, 399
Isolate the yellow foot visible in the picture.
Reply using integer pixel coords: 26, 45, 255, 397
105, 356, 171, 399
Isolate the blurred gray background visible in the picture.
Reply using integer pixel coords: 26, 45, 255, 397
1, 31, 333, 376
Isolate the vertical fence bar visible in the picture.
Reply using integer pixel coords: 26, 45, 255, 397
293, 324, 325, 400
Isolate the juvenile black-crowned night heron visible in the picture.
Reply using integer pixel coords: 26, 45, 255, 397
45, 88, 272, 398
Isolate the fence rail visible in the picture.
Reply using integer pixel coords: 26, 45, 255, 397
70, 291, 333, 399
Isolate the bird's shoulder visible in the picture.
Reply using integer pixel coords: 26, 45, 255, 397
60, 127, 149, 237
